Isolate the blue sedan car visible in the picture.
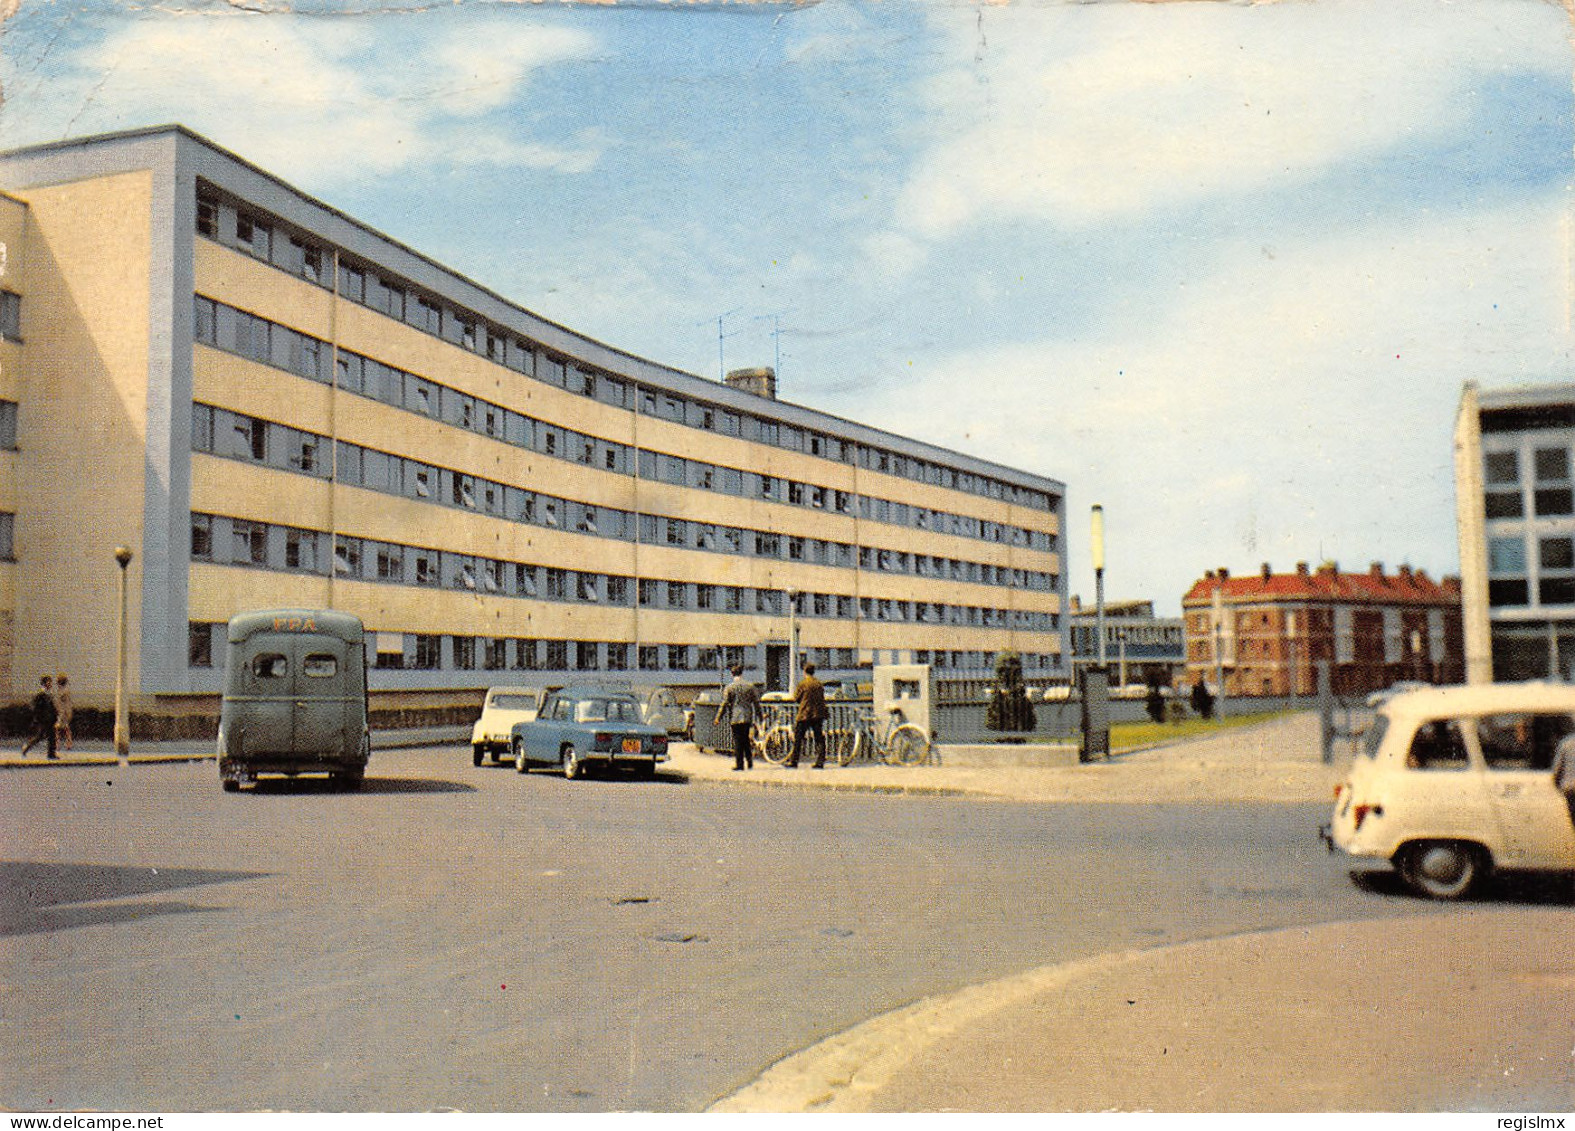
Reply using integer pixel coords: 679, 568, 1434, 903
510, 686, 670, 779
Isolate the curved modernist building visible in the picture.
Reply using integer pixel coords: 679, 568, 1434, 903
0, 126, 1066, 720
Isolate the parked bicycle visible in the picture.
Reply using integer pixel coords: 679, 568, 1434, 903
849, 704, 933, 767
756, 699, 863, 766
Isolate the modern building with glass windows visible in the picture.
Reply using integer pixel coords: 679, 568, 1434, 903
0, 126, 1066, 722
1455, 380, 1575, 682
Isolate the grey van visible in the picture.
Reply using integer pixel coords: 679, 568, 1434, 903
218, 609, 371, 791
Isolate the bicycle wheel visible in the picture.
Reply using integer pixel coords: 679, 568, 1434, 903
760, 724, 796, 766
887, 723, 932, 767
833, 728, 857, 767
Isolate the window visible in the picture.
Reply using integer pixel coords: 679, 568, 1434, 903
606, 643, 629, 671
1543, 537, 1575, 570
233, 520, 268, 566
607, 576, 629, 605
1535, 447, 1569, 482
1536, 488, 1574, 517
453, 637, 477, 671
1477, 713, 1571, 771
193, 296, 218, 345
252, 653, 288, 679
413, 634, 442, 670
414, 550, 438, 586
188, 622, 213, 668
191, 514, 213, 560
485, 638, 508, 671
1488, 578, 1529, 607
335, 536, 363, 578
196, 195, 218, 238
285, 529, 317, 572
376, 544, 404, 581
1488, 538, 1526, 574
639, 645, 662, 671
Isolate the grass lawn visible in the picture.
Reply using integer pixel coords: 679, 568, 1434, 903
1110, 710, 1291, 754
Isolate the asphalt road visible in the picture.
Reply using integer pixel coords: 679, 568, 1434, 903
0, 744, 1457, 1112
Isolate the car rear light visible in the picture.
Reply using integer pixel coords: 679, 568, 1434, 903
594, 732, 613, 750
1333, 783, 1343, 801
653, 736, 668, 751
1353, 803, 1383, 830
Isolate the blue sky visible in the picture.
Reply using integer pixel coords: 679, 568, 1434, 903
3, 0, 1571, 613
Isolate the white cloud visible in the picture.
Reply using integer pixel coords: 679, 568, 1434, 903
892, 0, 1569, 238
857, 192, 1575, 608
0, 11, 602, 185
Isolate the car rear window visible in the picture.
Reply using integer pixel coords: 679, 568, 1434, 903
302, 654, 337, 678
492, 694, 538, 710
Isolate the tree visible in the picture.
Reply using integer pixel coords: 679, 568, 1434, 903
985, 650, 1036, 733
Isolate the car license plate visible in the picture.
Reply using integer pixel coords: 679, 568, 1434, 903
622, 738, 642, 754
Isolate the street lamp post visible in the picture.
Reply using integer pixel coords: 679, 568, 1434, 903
1117, 628, 1128, 691
1091, 506, 1106, 669
786, 588, 799, 691
113, 545, 133, 762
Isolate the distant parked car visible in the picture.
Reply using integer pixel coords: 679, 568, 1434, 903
471, 687, 545, 766
1323, 682, 1575, 899
511, 686, 669, 779
634, 686, 688, 737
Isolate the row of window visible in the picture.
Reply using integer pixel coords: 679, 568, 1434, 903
0, 292, 18, 343
1487, 533, 1575, 608
0, 400, 15, 450
197, 190, 1059, 513
1484, 447, 1575, 519
194, 295, 1052, 552
0, 512, 12, 561
188, 619, 1056, 676
190, 403, 1059, 594
190, 511, 1059, 632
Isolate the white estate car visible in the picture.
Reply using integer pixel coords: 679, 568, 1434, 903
471, 687, 545, 766
1323, 682, 1575, 899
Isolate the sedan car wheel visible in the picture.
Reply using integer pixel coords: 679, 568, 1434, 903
561, 744, 582, 781
473, 743, 485, 768
514, 737, 530, 774
1398, 840, 1484, 900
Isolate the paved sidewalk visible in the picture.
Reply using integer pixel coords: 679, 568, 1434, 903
670, 711, 1341, 804
0, 725, 471, 769
711, 908, 1575, 1112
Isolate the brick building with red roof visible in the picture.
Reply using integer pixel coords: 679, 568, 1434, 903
1182, 561, 1464, 698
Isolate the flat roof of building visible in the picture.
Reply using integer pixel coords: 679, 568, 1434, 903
0, 123, 1065, 499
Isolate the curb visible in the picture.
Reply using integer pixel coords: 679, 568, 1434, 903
683, 771, 967, 798
0, 753, 214, 769
708, 916, 1420, 1113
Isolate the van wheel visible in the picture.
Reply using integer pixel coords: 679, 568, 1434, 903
222, 778, 240, 793
1397, 841, 1485, 900
561, 744, 582, 781
473, 744, 485, 767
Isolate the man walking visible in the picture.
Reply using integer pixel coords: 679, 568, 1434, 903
789, 661, 828, 769
715, 664, 761, 771
20, 675, 59, 759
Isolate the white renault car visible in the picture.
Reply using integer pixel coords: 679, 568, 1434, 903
1323, 682, 1575, 899
471, 687, 544, 766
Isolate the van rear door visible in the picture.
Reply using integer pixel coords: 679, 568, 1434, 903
293, 637, 354, 758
